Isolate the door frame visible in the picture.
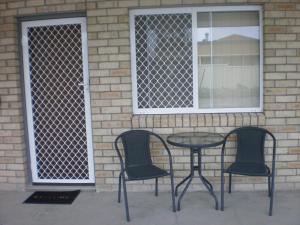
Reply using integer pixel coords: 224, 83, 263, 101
19, 14, 95, 184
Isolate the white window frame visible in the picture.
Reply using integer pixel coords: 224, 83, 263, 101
130, 5, 263, 114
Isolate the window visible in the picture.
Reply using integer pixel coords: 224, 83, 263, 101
130, 6, 263, 114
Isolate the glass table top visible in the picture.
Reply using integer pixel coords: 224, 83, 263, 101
167, 132, 224, 149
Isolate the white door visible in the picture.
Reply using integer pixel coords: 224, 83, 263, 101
22, 17, 95, 183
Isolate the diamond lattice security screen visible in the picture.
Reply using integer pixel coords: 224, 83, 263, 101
134, 14, 193, 109
27, 23, 89, 180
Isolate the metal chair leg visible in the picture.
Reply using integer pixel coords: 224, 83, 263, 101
121, 175, 130, 222
170, 173, 176, 212
221, 168, 225, 211
228, 173, 232, 193
269, 173, 275, 216
221, 144, 225, 211
118, 172, 122, 203
268, 175, 271, 197
155, 177, 158, 196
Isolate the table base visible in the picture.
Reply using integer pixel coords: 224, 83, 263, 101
176, 148, 219, 211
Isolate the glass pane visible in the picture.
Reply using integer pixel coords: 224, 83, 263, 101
213, 11, 259, 27
197, 11, 260, 109
197, 12, 213, 108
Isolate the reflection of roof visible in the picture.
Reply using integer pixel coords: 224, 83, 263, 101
199, 34, 259, 56
216, 34, 258, 42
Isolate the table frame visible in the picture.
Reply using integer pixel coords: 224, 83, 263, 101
167, 132, 224, 211
176, 147, 219, 210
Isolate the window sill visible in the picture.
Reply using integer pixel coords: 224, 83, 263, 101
131, 112, 266, 129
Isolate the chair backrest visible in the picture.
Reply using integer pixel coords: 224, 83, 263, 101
234, 127, 268, 165
118, 130, 152, 168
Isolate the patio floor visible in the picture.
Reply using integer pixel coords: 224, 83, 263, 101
0, 190, 299, 225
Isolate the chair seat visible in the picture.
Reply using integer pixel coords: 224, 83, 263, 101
126, 165, 168, 180
226, 162, 270, 176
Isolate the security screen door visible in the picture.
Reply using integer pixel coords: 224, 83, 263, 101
21, 17, 95, 183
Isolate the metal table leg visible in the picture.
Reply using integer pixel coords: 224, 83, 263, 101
175, 174, 192, 196
177, 149, 194, 210
197, 150, 219, 210
176, 148, 219, 211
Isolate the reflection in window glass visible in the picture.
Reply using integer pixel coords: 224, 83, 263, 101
197, 11, 260, 108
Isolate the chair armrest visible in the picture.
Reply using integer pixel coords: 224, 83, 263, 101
114, 135, 126, 173
221, 130, 236, 157
221, 130, 237, 171
266, 131, 276, 174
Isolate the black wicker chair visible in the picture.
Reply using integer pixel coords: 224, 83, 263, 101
114, 130, 176, 221
220, 126, 276, 216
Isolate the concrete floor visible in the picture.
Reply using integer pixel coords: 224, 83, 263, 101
0, 190, 299, 225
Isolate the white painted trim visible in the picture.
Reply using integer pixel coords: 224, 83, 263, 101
130, 10, 139, 114
134, 107, 262, 115
130, 5, 262, 15
259, 7, 264, 112
130, 5, 263, 115
209, 11, 214, 108
21, 17, 86, 27
22, 22, 38, 182
192, 11, 198, 110
80, 18, 95, 183
22, 17, 95, 184
32, 178, 94, 184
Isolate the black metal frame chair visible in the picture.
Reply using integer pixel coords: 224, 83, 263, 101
114, 130, 176, 221
221, 126, 276, 216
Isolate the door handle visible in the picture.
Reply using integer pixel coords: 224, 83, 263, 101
78, 82, 89, 91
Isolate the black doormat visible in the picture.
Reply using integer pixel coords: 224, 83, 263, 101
23, 190, 80, 204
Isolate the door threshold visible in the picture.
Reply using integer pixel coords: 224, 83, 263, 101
26, 184, 96, 192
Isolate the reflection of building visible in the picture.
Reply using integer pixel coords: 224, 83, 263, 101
198, 34, 260, 108
199, 34, 259, 65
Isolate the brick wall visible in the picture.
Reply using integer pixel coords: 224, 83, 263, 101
0, 0, 299, 191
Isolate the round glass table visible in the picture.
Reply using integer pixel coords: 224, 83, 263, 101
167, 132, 224, 211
